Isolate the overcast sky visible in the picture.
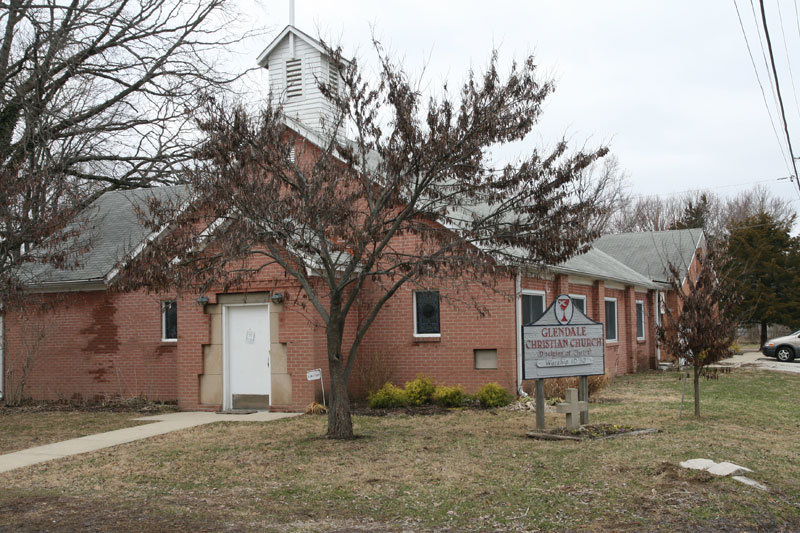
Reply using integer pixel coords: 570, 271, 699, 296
238, 1, 800, 207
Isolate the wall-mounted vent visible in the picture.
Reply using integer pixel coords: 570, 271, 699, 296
328, 63, 339, 95
286, 59, 302, 98
474, 349, 498, 370
287, 146, 296, 163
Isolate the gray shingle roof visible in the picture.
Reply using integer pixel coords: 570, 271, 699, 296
551, 247, 657, 289
593, 228, 705, 285
23, 186, 188, 287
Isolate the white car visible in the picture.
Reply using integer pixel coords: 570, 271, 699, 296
761, 330, 800, 362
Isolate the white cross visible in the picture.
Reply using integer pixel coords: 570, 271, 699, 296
556, 388, 588, 430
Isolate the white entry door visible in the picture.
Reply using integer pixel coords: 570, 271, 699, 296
224, 304, 270, 410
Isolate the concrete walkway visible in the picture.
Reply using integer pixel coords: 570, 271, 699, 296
0, 410, 300, 474
716, 350, 800, 374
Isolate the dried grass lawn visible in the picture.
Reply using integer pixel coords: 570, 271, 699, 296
1, 369, 799, 531
0, 409, 150, 454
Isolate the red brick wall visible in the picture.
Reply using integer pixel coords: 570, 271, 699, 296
4, 290, 183, 403
4, 270, 660, 409
355, 275, 518, 396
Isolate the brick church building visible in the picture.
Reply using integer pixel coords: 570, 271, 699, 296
0, 26, 705, 411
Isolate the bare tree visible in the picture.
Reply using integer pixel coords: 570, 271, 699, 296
569, 154, 629, 235
658, 247, 740, 417
120, 44, 609, 439
608, 195, 684, 233
0, 0, 256, 303
3, 300, 53, 406
607, 185, 795, 240
721, 185, 795, 231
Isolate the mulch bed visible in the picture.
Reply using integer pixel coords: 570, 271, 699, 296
351, 403, 455, 417
526, 423, 659, 441
0, 398, 179, 415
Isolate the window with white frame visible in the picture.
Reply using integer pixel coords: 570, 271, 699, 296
569, 295, 587, 315
162, 301, 177, 341
604, 298, 618, 342
636, 300, 645, 340
413, 291, 440, 336
522, 291, 546, 325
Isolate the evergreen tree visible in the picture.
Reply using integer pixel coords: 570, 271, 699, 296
671, 193, 710, 232
725, 212, 800, 345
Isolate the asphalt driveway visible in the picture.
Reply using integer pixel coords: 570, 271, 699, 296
717, 350, 800, 374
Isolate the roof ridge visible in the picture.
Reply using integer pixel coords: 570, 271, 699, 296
600, 227, 702, 238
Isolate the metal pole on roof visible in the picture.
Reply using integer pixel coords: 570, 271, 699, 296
289, 0, 296, 58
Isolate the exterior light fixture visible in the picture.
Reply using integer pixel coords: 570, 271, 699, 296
196, 296, 209, 305
271, 292, 284, 304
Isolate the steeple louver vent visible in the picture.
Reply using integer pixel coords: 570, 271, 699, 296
286, 59, 302, 98
328, 63, 339, 95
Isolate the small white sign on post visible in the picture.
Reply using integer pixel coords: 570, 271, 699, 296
306, 368, 325, 406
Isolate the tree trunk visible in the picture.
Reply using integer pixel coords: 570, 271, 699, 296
760, 321, 768, 347
325, 321, 354, 439
693, 364, 701, 417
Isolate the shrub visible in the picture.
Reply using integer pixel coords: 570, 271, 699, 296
543, 374, 608, 400
352, 350, 395, 400
304, 401, 328, 415
588, 374, 608, 395
368, 383, 408, 408
475, 382, 514, 408
432, 385, 465, 407
405, 374, 436, 406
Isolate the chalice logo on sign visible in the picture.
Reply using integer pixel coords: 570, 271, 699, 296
557, 296, 573, 324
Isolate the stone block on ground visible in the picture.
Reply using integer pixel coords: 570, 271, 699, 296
679, 458, 717, 470
706, 461, 752, 477
732, 476, 768, 491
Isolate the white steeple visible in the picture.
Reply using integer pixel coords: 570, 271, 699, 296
256, 21, 347, 137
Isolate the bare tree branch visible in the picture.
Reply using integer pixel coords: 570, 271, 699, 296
0, 0, 263, 303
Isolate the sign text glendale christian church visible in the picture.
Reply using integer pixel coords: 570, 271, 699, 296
522, 295, 605, 379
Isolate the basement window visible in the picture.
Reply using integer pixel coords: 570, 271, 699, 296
162, 301, 177, 341
414, 291, 440, 336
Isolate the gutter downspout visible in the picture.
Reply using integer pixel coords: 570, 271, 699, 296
655, 291, 661, 362
515, 272, 525, 396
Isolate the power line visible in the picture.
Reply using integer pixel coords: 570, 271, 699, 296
757, 0, 800, 192
775, 0, 800, 123
733, 0, 793, 173
750, 0, 786, 133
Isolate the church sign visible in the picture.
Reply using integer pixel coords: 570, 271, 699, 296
522, 294, 605, 379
